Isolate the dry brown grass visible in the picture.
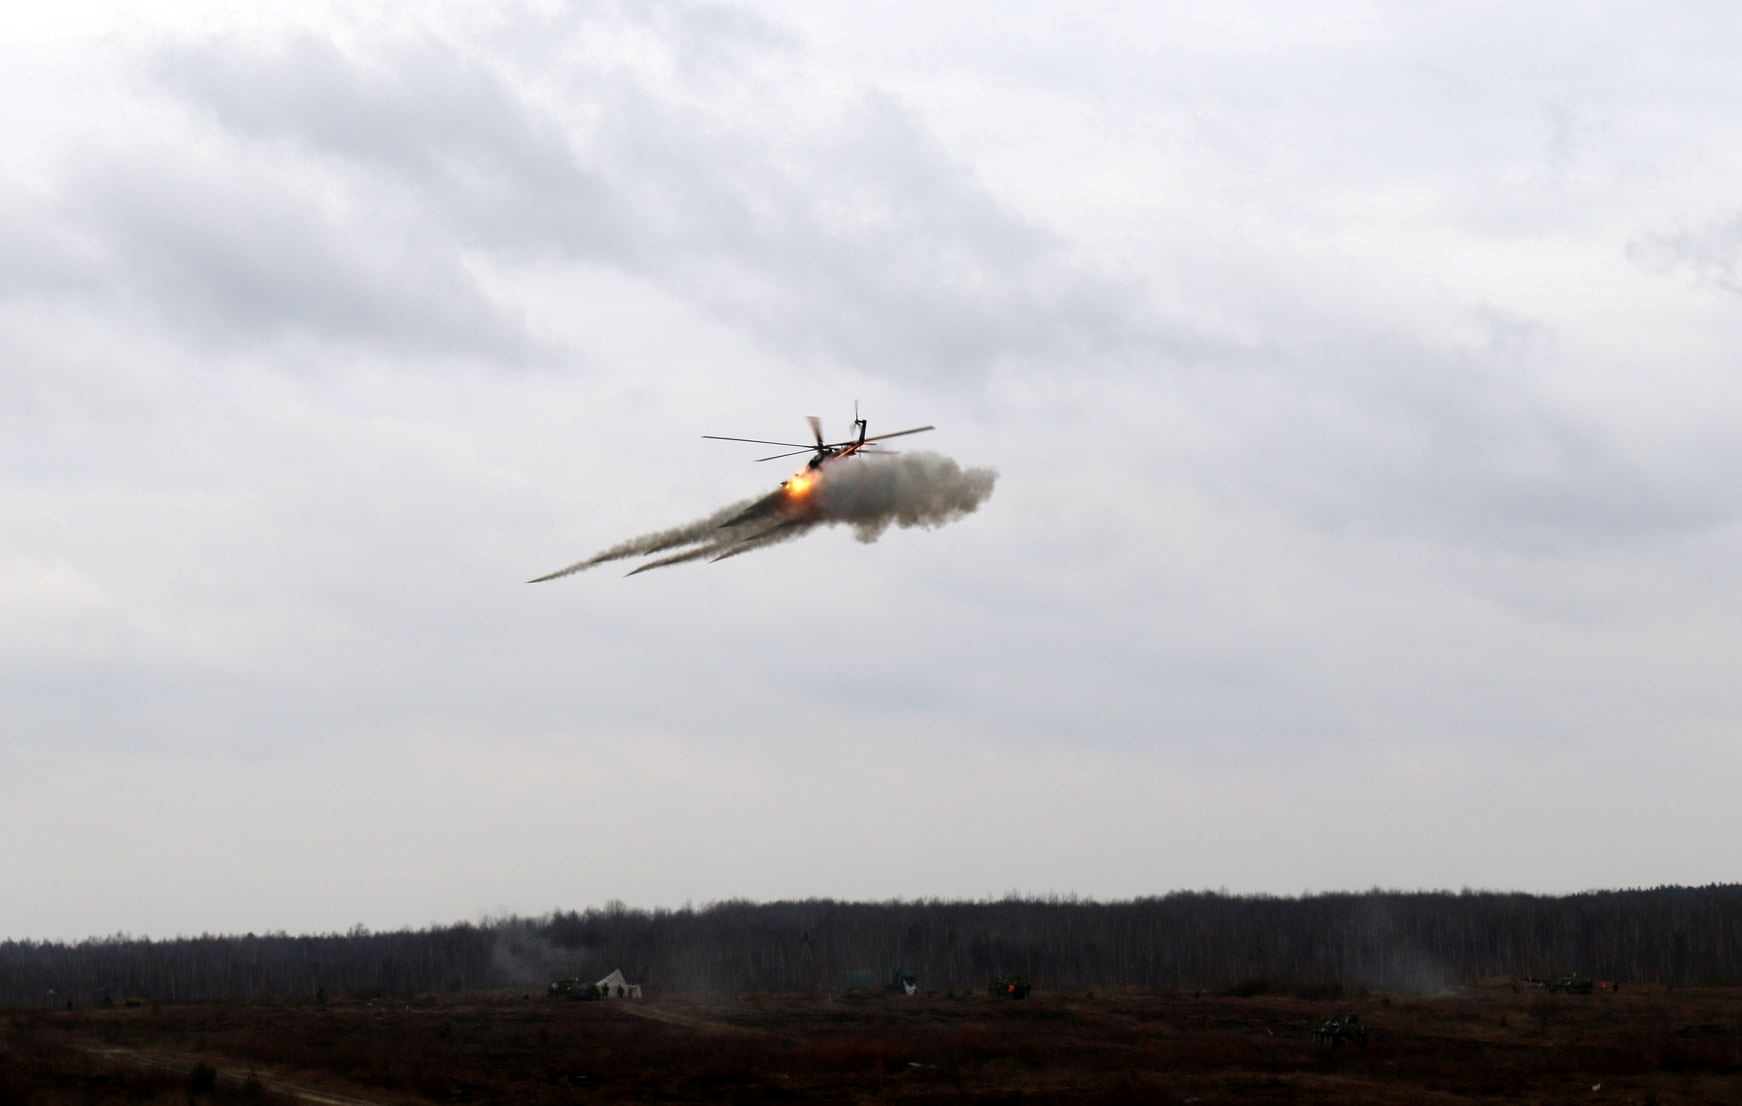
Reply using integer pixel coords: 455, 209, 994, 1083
4, 983, 1739, 1104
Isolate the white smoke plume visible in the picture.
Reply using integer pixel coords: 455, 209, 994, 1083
529, 452, 997, 580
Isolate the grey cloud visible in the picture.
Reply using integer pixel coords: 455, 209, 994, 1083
153, 34, 560, 182
1180, 320, 1723, 556
0, 184, 96, 298
1629, 213, 1742, 297
622, 0, 797, 77
661, 92, 1180, 374
149, 33, 632, 263
141, 23, 1192, 381
59, 146, 532, 359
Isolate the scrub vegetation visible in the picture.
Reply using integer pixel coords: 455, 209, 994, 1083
5, 983, 1741, 1104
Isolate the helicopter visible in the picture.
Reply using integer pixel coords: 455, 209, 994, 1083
703, 406, 934, 527
703, 405, 934, 479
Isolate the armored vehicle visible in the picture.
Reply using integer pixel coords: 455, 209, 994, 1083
1525, 973, 1595, 994
547, 978, 602, 1000
1312, 1013, 1369, 1046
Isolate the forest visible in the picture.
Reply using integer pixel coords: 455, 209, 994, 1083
4, 885, 1739, 1006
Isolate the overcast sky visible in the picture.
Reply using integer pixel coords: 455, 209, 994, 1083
6, 0, 1742, 941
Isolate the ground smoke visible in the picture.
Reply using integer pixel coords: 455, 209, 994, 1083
530, 452, 997, 580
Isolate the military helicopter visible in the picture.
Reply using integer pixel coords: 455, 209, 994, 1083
703, 405, 934, 526
703, 404, 934, 476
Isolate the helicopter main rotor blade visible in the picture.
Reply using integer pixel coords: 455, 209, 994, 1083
753, 448, 817, 462
807, 415, 824, 448
807, 428, 929, 450
860, 425, 934, 443
702, 435, 816, 448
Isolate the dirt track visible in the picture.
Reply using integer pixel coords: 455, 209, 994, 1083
613, 1000, 771, 1036
75, 1040, 407, 1105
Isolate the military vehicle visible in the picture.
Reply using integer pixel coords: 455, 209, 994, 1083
1312, 1013, 1369, 1046
989, 975, 1031, 999
547, 978, 602, 1001
1526, 973, 1595, 994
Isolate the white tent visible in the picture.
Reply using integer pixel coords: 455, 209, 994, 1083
595, 969, 641, 998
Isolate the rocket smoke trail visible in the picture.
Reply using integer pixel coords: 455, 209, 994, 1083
529, 452, 997, 580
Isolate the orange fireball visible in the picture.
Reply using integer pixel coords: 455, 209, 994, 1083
786, 475, 813, 496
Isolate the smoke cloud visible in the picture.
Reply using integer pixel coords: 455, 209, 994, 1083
530, 452, 997, 580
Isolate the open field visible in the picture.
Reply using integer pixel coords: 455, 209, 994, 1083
4, 983, 1740, 1104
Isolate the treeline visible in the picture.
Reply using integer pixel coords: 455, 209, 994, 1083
4, 886, 1740, 1006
